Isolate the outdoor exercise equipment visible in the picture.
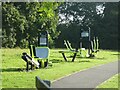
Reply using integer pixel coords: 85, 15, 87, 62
22, 52, 40, 71
64, 40, 86, 57
59, 40, 78, 62
79, 30, 91, 57
79, 29, 99, 58
38, 30, 48, 46
22, 31, 50, 71
62, 29, 99, 59
64, 40, 77, 52
60, 28, 99, 61
59, 50, 78, 62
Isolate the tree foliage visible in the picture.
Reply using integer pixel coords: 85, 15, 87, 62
2, 2, 118, 50
55, 2, 118, 50
100, 2, 118, 49
56, 2, 104, 48
2, 2, 61, 48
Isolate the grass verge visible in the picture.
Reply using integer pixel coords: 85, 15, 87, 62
96, 73, 120, 89
1, 48, 119, 88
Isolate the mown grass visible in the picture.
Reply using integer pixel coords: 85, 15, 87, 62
1, 48, 119, 88
96, 73, 120, 89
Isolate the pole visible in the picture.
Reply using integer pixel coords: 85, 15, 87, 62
88, 27, 91, 55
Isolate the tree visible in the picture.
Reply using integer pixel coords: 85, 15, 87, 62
2, 2, 61, 48
55, 2, 104, 48
2, 3, 26, 48
98, 2, 118, 49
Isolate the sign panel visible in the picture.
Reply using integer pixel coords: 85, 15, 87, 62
81, 31, 89, 37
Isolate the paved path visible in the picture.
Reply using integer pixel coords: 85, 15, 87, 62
51, 61, 119, 88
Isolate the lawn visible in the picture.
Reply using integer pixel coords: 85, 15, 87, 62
1, 48, 119, 88
96, 73, 120, 89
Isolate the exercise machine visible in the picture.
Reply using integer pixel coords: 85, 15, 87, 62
22, 31, 50, 71
79, 29, 99, 58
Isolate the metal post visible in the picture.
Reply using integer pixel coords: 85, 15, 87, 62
88, 28, 91, 55
26, 62, 29, 71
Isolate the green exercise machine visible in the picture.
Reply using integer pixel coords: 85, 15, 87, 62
79, 29, 99, 57
22, 31, 51, 71
59, 40, 78, 62
63, 29, 99, 58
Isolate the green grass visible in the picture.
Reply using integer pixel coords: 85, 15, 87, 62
1, 48, 119, 88
96, 74, 120, 89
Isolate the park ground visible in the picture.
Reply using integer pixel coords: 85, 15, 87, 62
1, 48, 120, 88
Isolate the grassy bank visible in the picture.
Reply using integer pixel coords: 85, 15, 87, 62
96, 74, 119, 89
1, 48, 119, 88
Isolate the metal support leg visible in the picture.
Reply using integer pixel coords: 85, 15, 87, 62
62, 53, 67, 62
26, 62, 29, 71
72, 53, 77, 62
30, 63, 33, 70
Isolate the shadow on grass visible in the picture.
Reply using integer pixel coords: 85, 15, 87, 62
50, 56, 62, 58
111, 54, 120, 56
2, 68, 25, 72
94, 57, 106, 60
50, 59, 63, 63
79, 60, 90, 63
77, 57, 106, 61
2, 88, 36, 90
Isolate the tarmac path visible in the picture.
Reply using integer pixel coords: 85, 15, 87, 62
51, 60, 119, 89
